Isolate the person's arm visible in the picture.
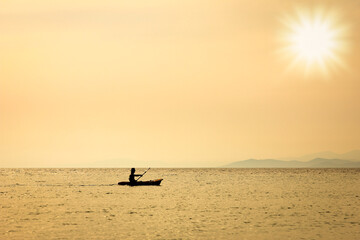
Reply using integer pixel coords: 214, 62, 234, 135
134, 174, 142, 176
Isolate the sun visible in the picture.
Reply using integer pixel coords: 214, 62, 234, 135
291, 19, 335, 63
280, 8, 347, 76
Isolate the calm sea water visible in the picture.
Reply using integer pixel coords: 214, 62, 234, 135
1, 168, 359, 239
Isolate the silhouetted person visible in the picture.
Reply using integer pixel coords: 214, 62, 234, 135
129, 168, 142, 184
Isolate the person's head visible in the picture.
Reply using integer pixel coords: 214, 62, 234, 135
131, 168, 135, 174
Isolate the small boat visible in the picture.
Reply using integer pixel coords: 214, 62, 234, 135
118, 179, 163, 186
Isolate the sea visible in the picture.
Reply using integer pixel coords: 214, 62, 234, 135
1, 168, 359, 240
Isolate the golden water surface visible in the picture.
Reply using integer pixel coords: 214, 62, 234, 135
1, 168, 359, 239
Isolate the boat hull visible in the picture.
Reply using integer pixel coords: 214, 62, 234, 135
118, 179, 163, 186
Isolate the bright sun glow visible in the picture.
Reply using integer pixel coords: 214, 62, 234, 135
291, 20, 335, 62
281, 8, 347, 76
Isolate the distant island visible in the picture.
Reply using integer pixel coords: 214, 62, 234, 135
224, 150, 360, 168
224, 158, 360, 168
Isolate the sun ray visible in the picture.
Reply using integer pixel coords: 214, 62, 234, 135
279, 7, 348, 77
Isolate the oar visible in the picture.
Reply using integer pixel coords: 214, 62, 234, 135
136, 168, 150, 181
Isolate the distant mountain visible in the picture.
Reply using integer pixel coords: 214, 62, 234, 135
306, 158, 360, 168
283, 150, 360, 162
224, 158, 360, 168
224, 159, 304, 168
340, 150, 360, 161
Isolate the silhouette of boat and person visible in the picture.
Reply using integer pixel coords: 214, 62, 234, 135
118, 168, 163, 186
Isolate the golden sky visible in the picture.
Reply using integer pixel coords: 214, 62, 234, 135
1, 0, 360, 167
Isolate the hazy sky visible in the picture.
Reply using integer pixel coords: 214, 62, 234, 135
1, 0, 360, 167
